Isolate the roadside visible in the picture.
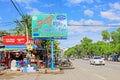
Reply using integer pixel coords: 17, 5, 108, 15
0, 68, 63, 80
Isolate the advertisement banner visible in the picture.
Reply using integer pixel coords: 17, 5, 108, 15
32, 14, 67, 39
2, 36, 31, 45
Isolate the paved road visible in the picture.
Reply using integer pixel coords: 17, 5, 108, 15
10, 59, 120, 80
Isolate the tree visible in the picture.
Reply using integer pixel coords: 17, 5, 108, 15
41, 40, 61, 56
110, 28, 120, 54
80, 37, 93, 56
64, 47, 76, 57
0, 30, 10, 36
11, 15, 32, 36
102, 30, 110, 42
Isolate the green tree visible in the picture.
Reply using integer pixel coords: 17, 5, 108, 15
64, 47, 76, 57
94, 41, 112, 55
41, 40, 61, 56
102, 30, 110, 42
0, 30, 10, 36
80, 37, 93, 56
110, 28, 120, 54
11, 15, 32, 36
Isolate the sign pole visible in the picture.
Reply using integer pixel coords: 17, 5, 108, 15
51, 40, 55, 70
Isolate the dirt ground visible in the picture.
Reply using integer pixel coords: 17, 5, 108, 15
0, 68, 63, 80
0, 70, 24, 80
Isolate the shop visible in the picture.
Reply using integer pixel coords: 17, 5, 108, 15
0, 36, 55, 72
0, 46, 49, 72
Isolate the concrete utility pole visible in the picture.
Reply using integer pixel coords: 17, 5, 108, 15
25, 19, 29, 44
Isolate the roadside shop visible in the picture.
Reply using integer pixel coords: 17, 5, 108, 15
0, 36, 49, 72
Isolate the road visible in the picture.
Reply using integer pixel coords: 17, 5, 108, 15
10, 59, 120, 80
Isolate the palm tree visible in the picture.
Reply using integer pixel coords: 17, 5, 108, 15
11, 15, 32, 36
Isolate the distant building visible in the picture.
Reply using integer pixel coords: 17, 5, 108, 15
60, 48, 68, 56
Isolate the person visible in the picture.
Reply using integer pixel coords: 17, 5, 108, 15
47, 53, 51, 68
26, 51, 31, 64
67, 57, 72, 66
26, 52, 31, 59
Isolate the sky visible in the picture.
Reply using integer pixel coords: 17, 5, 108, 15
0, 0, 120, 49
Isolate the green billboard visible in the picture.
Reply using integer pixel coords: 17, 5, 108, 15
32, 14, 67, 39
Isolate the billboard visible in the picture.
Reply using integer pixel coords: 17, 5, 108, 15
32, 14, 67, 39
2, 36, 32, 45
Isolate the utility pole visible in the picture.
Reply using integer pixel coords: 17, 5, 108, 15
24, 19, 29, 44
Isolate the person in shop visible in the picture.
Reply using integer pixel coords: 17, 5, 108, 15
47, 53, 52, 68
26, 51, 31, 64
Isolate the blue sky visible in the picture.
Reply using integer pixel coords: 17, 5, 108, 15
0, 0, 120, 49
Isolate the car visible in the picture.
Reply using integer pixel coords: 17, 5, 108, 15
108, 55, 118, 61
90, 56, 105, 65
118, 56, 120, 62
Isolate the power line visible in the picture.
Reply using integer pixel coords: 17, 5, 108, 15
68, 24, 120, 27
10, 0, 23, 17
14, 0, 24, 15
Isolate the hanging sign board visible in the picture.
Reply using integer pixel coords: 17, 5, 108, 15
2, 36, 32, 45
32, 14, 67, 39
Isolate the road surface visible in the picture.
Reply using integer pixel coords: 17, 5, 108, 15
10, 59, 120, 80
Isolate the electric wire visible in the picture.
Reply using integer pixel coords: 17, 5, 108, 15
14, 0, 24, 16
8, 0, 120, 28
10, 0, 23, 17
68, 24, 120, 27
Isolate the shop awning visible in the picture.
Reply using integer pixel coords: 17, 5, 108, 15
5, 45, 27, 48
0, 48, 26, 51
0, 44, 37, 51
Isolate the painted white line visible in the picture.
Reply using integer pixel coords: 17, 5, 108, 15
94, 74, 106, 80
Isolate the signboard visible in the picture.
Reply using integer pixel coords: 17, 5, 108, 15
2, 36, 32, 45
32, 14, 67, 39
27, 45, 33, 50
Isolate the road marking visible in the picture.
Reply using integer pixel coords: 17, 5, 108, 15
94, 74, 106, 80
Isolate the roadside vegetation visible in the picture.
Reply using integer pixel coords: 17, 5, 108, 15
65, 28, 120, 58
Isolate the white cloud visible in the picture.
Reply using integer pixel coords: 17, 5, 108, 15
100, 2, 120, 21
68, 19, 117, 35
100, 10, 120, 20
59, 38, 80, 48
28, 8, 43, 15
59, 19, 118, 48
67, 0, 84, 4
25, 5, 43, 15
69, 19, 103, 25
15, 0, 38, 4
66, 0, 94, 5
84, 9, 94, 17
10, 0, 42, 15
109, 2, 120, 10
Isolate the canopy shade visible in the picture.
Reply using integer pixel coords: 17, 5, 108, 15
5, 45, 27, 48
0, 48, 26, 51
0, 44, 37, 51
